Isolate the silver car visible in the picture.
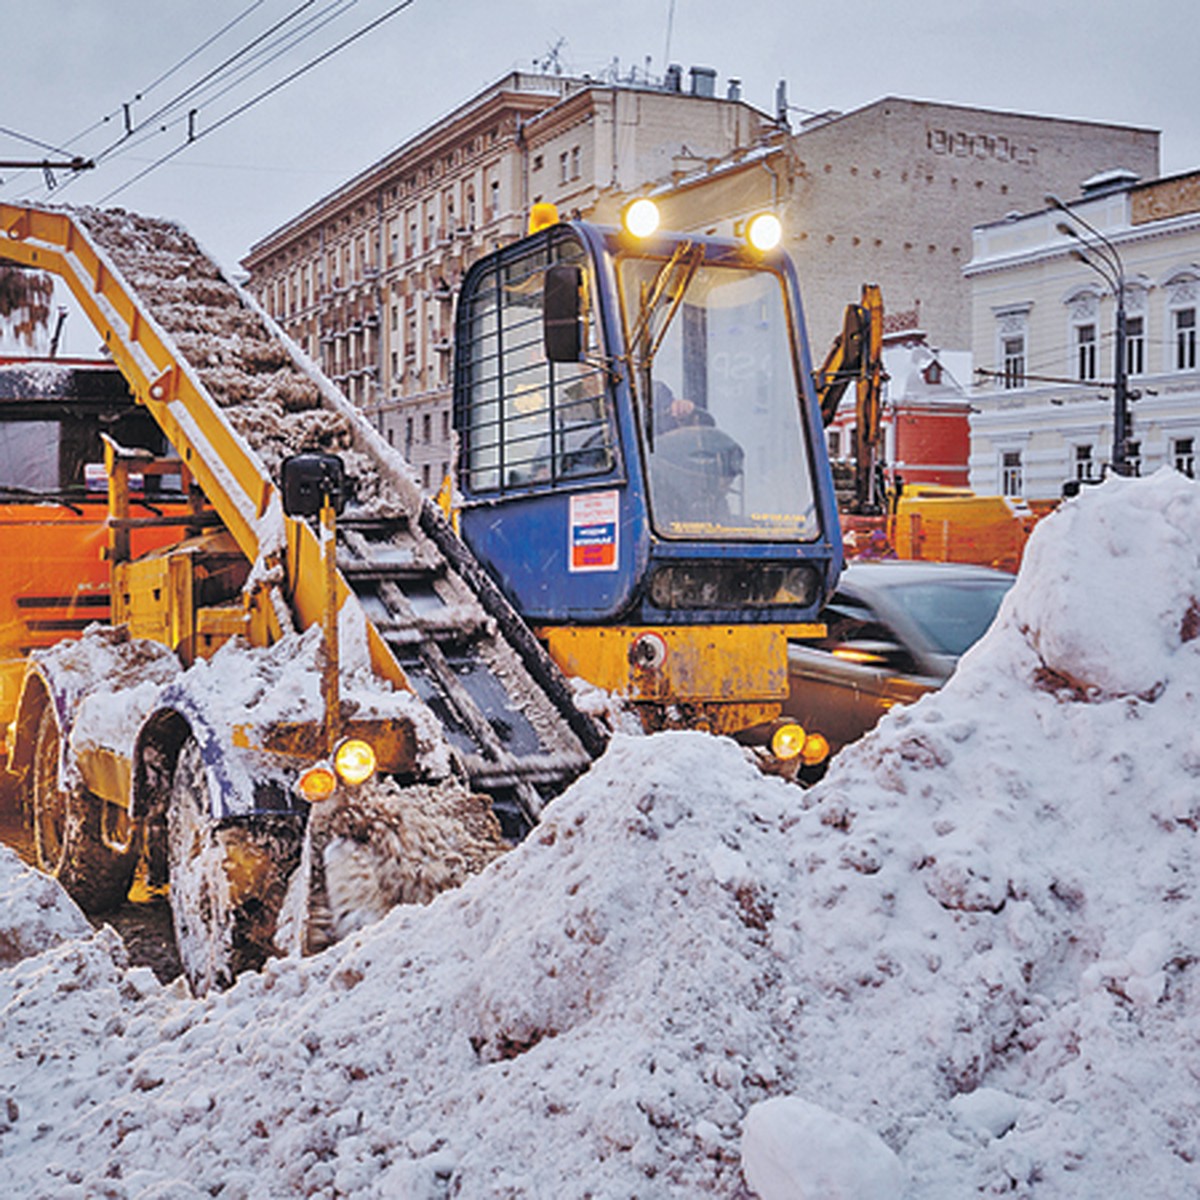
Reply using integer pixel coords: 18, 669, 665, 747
785, 559, 1015, 752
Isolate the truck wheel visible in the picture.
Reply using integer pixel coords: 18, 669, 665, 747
30, 705, 139, 913
168, 737, 237, 995
167, 738, 301, 994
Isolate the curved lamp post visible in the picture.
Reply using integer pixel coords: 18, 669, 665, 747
1046, 193, 1130, 476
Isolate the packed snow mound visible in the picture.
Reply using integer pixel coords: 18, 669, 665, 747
0, 845, 94, 964
741, 1096, 903, 1199
1006, 466, 1200, 697
1, 474, 1200, 1197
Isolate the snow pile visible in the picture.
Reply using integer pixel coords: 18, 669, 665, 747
2, 470, 1200, 1196
0, 846, 94, 965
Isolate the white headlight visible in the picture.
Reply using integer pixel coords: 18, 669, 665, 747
746, 211, 783, 252
623, 198, 660, 239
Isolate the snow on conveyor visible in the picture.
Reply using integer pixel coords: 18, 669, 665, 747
3, 469, 1200, 1197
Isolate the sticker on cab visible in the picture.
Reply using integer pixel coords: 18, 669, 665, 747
568, 490, 619, 572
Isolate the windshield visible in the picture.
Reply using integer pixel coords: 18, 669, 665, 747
619, 256, 818, 542
887, 578, 1014, 656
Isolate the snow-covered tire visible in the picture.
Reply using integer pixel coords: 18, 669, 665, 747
168, 737, 238, 995
30, 704, 139, 913
168, 738, 303, 995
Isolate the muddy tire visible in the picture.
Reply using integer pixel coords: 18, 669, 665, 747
168, 738, 236, 995
30, 705, 139, 913
168, 739, 302, 995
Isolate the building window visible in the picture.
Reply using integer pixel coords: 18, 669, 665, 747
1002, 335, 1025, 389
1125, 315, 1144, 376
827, 429, 841, 459
1073, 444, 1095, 481
571, 145, 581, 180
1126, 440, 1142, 477
995, 306, 1030, 391
1173, 436, 1195, 478
559, 151, 569, 186
422, 413, 432, 443
1175, 307, 1197, 371
1076, 323, 1097, 382
1001, 449, 1023, 496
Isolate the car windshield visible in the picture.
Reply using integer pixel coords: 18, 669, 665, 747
884, 577, 1014, 656
618, 256, 818, 542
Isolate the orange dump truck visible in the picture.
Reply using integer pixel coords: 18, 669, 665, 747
0, 359, 190, 745
889, 485, 1042, 575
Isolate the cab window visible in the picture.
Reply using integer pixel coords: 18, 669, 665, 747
456, 232, 615, 494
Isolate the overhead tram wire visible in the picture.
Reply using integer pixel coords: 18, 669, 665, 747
71, 0, 359, 183
137, 0, 271, 100
85, 0, 330, 167
97, 0, 418, 204
0, 0, 270, 198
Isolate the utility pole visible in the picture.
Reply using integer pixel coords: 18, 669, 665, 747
1046, 193, 1130, 475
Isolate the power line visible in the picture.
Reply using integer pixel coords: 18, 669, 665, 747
0, 124, 76, 158
90, 0, 329, 164
97, 0, 417, 204
82, 0, 357, 175
139, 0, 270, 100
0, 0, 271, 196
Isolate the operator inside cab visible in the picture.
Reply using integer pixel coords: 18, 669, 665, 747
648, 379, 744, 526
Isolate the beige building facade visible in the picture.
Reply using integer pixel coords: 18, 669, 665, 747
647, 97, 1160, 354
966, 169, 1200, 500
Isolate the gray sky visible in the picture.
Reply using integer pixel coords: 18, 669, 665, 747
2, 0, 1197, 278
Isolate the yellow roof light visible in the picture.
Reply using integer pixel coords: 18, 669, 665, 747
296, 762, 338, 803
528, 202, 560, 235
745, 211, 783, 253
622, 197, 660, 239
334, 737, 377, 786
771, 722, 807, 762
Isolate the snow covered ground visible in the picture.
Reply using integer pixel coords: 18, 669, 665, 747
3, 469, 1200, 1198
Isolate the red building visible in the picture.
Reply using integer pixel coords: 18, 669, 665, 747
825, 318, 972, 492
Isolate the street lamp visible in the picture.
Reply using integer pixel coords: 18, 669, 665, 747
1045, 193, 1130, 476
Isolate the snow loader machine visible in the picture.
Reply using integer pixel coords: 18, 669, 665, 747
0, 204, 605, 991
0, 198, 843, 992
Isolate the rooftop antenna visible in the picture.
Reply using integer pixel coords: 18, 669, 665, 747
535, 36, 567, 75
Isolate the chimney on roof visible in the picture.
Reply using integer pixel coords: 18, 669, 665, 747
689, 66, 717, 98
1080, 168, 1141, 198
775, 79, 790, 129
665, 63, 682, 92
727, 77, 742, 102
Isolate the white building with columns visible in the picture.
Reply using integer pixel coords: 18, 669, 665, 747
966, 169, 1200, 500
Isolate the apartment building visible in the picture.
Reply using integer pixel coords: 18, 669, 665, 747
242, 68, 769, 490
966, 169, 1200, 500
